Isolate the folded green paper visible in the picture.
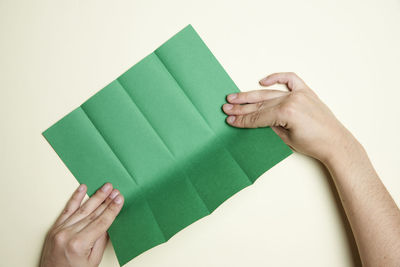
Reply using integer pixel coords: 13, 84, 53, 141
43, 25, 292, 265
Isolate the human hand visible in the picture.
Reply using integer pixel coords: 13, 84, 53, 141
40, 183, 124, 267
222, 72, 357, 163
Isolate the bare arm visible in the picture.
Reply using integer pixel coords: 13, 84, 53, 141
222, 72, 400, 266
324, 135, 400, 266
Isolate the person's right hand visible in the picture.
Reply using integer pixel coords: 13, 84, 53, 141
223, 72, 400, 267
222, 72, 357, 163
40, 183, 124, 267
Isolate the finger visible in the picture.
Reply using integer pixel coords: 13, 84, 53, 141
226, 102, 287, 129
54, 184, 87, 227
223, 103, 261, 115
226, 89, 288, 104
226, 96, 286, 128
63, 183, 113, 227
78, 195, 124, 244
89, 233, 109, 265
223, 95, 286, 116
90, 189, 119, 220
70, 189, 120, 232
259, 72, 307, 91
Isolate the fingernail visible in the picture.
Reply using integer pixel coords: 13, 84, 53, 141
224, 104, 233, 110
110, 189, 119, 199
227, 116, 236, 123
102, 183, 112, 192
114, 195, 123, 204
78, 184, 86, 192
228, 94, 237, 101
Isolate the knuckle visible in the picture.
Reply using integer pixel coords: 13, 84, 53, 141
231, 104, 241, 114
235, 105, 247, 115
67, 237, 83, 253
72, 190, 81, 199
62, 208, 70, 215
249, 112, 261, 125
88, 211, 98, 221
238, 116, 248, 127
97, 216, 111, 230
235, 92, 244, 99
77, 206, 89, 216
289, 92, 303, 102
94, 189, 106, 198
108, 202, 121, 215
235, 115, 245, 127
279, 102, 296, 117
53, 230, 68, 246
256, 102, 264, 111
239, 92, 248, 102
70, 190, 82, 202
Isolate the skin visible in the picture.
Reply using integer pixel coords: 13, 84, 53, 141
223, 72, 400, 266
40, 183, 124, 267
41, 72, 400, 266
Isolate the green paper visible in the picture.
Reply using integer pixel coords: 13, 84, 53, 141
43, 25, 292, 265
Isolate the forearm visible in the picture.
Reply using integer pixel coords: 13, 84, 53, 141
323, 133, 400, 266
223, 72, 400, 265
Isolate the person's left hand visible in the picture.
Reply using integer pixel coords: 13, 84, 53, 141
40, 183, 124, 267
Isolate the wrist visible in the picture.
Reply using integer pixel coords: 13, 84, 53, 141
321, 130, 365, 170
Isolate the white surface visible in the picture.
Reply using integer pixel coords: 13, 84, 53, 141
0, 0, 399, 266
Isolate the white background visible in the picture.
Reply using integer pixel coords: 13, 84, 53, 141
0, 0, 399, 266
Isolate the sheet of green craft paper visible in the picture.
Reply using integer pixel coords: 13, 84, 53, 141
43, 25, 292, 266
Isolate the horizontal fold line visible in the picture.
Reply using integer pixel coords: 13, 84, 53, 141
153, 51, 252, 183
118, 62, 213, 215
115, 78, 177, 241
82, 102, 168, 242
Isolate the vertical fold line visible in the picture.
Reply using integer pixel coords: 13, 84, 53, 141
154, 50, 213, 132
79, 106, 139, 185
153, 51, 252, 183
115, 78, 210, 233
144, 201, 168, 242
115, 78, 176, 159
81, 105, 168, 242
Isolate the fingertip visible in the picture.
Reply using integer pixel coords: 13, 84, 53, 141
114, 195, 124, 205
226, 93, 237, 103
101, 182, 113, 193
109, 189, 119, 200
222, 103, 233, 113
259, 77, 270, 86
78, 184, 87, 193
226, 116, 236, 124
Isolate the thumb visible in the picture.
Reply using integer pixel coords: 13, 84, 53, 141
259, 72, 307, 91
89, 232, 109, 265
271, 126, 291, 146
